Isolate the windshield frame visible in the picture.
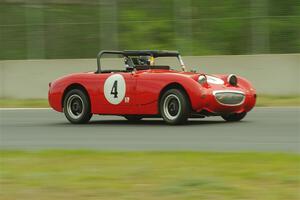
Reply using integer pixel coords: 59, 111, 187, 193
96, 50, 186, 73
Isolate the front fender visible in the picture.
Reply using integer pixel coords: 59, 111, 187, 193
161, 77, 204, 111
136, 72, 204, 113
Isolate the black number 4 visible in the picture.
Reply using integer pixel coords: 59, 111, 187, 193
110, 80, 118, 98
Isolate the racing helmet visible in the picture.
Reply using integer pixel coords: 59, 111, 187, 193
139, 56, 155, 66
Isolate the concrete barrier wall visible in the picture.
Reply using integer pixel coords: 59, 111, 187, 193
0, 54, 299, 99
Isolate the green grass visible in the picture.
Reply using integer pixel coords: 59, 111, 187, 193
256, 95, 300, 107
0, 95, 299, 108
0, 98, 49, 108
0, 151, 299, 200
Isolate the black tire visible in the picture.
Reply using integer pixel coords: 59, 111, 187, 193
221, 112, 247, 122
124, 116, 143, 121
63, 89, 92, 124
160, 88, 190, 125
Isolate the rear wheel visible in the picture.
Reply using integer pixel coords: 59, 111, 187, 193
160, 89, 190, 125
221, 112, 247, 122
63, 89, 92, 124
124, 116, 143, 121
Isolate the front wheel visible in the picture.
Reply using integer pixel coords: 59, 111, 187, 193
63, 89, 92, 124
160, 89, 190, 125
221, 112, 247, 122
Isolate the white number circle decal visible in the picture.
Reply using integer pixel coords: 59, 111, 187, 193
104, 74, 126, 105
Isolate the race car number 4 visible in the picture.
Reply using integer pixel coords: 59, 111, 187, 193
104, 74, 126, 105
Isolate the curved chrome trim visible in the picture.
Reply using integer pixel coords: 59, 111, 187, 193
213, 90, 245, 106
163, 94, 181, 120
213, 90, 245, 95
66, 94, 85, 119
198, 75, 207, 84
227, 74, 237, 86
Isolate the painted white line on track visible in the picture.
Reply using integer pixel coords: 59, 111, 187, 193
0, 108, 51, 110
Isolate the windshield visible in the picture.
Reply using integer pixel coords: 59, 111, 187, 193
96, 51, 186, 73
126, 55, 185, 71
153, 57, 183, 71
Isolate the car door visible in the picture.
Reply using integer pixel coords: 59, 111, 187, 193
93, 72, 138, 115
134, 71, 163, 115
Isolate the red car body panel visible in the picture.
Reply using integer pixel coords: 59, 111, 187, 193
48, 69, 256, 116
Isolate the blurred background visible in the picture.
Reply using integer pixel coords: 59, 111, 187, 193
0, 0, 299, 100
1, 2, 299, 199
0, 0, 299, 60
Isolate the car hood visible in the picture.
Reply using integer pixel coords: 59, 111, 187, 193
147, 69, 253, 90
170, 71, 227, 84
143, 69, 227, 83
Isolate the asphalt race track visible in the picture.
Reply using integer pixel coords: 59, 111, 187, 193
0, 107, 299, 152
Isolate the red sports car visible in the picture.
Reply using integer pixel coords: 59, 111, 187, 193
48, 50, 256, 125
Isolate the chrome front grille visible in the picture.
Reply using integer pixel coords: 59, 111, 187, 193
213, 90, 245, 106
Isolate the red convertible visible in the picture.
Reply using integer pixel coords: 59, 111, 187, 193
48, 50, 256, 125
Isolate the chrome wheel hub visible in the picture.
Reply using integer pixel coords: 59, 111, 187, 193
66, 94, 84, 119
163, 94, 181, 120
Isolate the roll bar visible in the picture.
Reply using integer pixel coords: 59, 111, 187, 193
96, 50, 123, 73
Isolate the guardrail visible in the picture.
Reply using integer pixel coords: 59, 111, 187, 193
0, 54, 299, 98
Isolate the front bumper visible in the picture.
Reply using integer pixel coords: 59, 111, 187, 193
196, 89, 256, 114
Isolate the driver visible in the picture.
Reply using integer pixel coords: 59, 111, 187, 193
139, 56, 155, 66
125, 56, 155, 70
124, 57, 134, 71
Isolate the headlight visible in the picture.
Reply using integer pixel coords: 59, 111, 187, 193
198, 75, 207, 85
227, 74, 238, 86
